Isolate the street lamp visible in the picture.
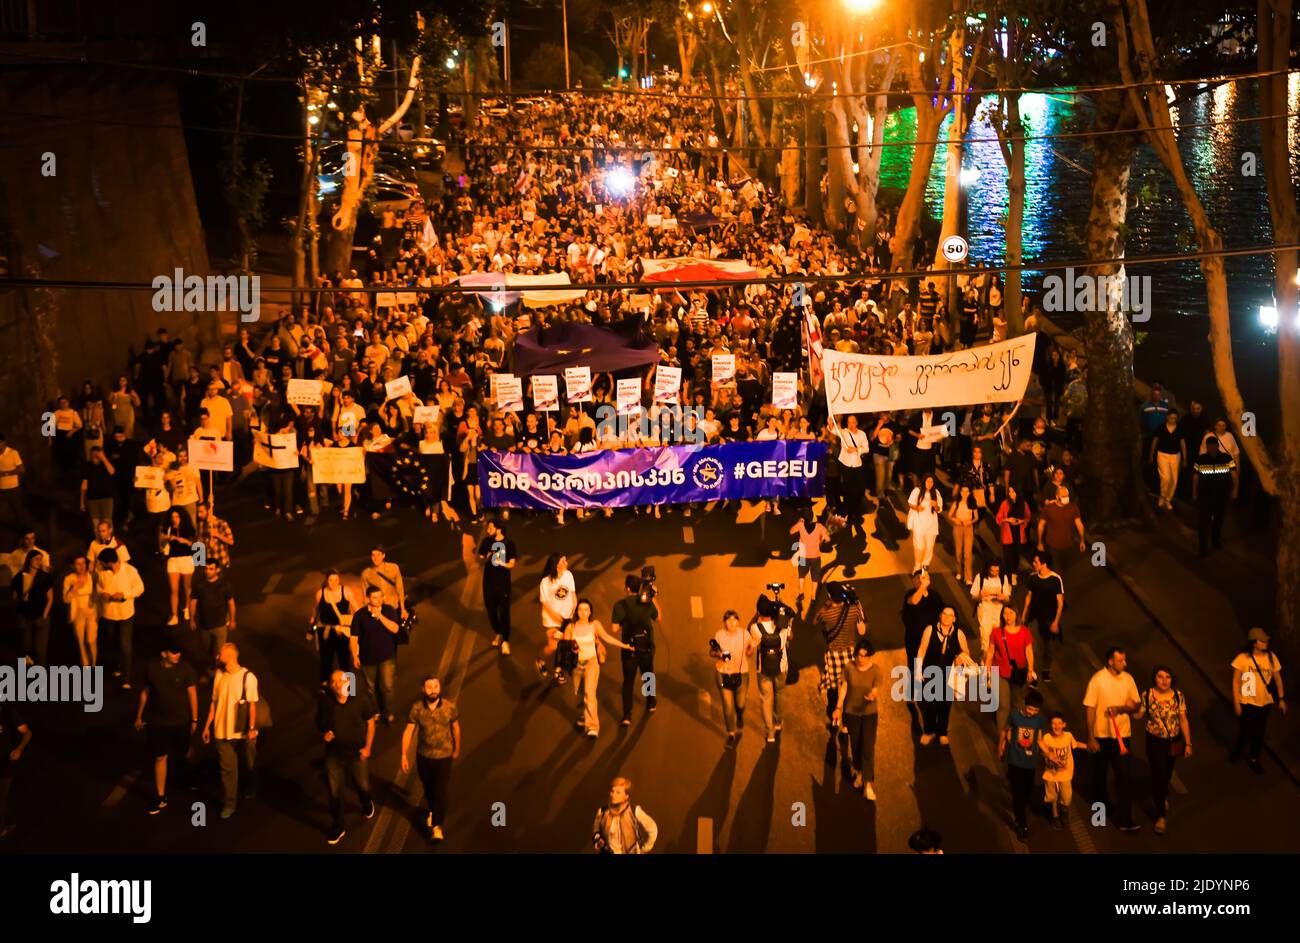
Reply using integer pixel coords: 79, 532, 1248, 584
843, 0, 879, 12
959, 167, 980, 187
1259, 304, 1278, 329
702, 2, 714, 13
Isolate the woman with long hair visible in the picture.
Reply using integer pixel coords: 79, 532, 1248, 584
161, 508, 196, 626
12, 549, 53, 666
906, 474, 943, 570
833, 641, 879, 800
1137, 665, 1192, 835
562, 598, 631, 738
108, 375, 140, 441
947, 484, 978, 584
311, 569, 360, 686
63, 554, 98, 666
537, 553, 577, 680
995, 484, 1032, 582
983, 604, 1036, 734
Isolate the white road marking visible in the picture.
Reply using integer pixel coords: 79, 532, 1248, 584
690, 596, 704, 619
261, 573, 281, 595
697, 817, 713, 854
682, 526, 695, 545
103, 772, 138, 808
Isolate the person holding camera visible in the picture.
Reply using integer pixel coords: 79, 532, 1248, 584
613, 573, 660, 726
563, 599, 632, 738
751, 588, 793, 743
711, 610, 756, 747
815, 582, 868, 729
592, 776, 657, 854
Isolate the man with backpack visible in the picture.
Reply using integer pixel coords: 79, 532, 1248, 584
592, 776, 657, 854
751, 587, 794, 743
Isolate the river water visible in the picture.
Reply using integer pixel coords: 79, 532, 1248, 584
875, 78, 1292, 416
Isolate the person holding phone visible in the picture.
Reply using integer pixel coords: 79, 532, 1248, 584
833, 641, 879, 799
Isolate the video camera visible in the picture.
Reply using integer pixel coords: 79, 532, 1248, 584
637, 565, 658, 604
825, 581, 859, 606
708, 638, 731, 662
766, 582, 785, 593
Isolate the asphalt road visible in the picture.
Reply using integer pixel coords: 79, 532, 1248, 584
4, 478, 1298, 855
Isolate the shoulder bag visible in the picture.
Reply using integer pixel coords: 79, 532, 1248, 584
234, 669, 273, 733
997, 627, 1029, 686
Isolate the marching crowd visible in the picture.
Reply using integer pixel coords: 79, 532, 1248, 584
0, 87, 1286, 851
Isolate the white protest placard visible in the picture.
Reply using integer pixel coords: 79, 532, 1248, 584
712, 354, 736, 383
310, 446, 367, 484
662, 218, 678, 230
616, 378, 642, 416
654, 365, 682, 405
186, 438, 234, 473
920, 424, 949, 447
397, 291, 419, 306
645, 213, 663, 229
564, 366, 592, 403
413, 405, 439, 426
594, 204, 603, 215
134, 466, 164, 490
286, 378, 323, 406
531, 375, 560, 412
667, 167, 679, 178
375, 292, 397, 309
496, 374, 524, 412
384, 376, 413, 401
772, 372, 799, 410
522, 209, 536, 222
822, 335, 1038, 416
254, 432, 299, 469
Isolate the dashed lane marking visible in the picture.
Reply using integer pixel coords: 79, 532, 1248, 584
691, 596, 704, 619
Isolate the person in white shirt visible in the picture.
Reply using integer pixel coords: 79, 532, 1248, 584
1201, 419, 1241, 499
537, 553, 577, 680
755, 415, 783, 513
970, 563, 1013, 657
906, 475, 944, 570
837, 415, 869, 538
0, 432, 31, 533
562, 599, 631, 737
202, 643, 260, 819
88, 520, 130, 568
1083, 646, 1142, 832
95, 548, 144, 689
592, 776, 658, 854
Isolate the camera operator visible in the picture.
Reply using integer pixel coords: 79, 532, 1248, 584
710, 610, 756, 747
751, 583, 794, 743
613, 571, 660, 726
814, 582, 868, 731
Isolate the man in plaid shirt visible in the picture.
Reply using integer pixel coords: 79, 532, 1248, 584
197, 503, 235, 573
815, 583, 868, 728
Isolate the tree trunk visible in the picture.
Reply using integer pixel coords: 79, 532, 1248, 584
674, 19, 697, 84
932, 22, 966, 333
292, 88, 313, 304
1003, 92, 1025, 336
803, 93, 823, 225
890, 100, 943, 272
1078, 92, 1148, 526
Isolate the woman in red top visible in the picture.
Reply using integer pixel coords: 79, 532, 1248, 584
995, 484, 1032, 583
983, 604, 1036, 733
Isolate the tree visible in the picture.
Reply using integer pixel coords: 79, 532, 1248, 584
607, 3, 654, 86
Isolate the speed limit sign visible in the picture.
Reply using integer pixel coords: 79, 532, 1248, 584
941, 235, 969, 263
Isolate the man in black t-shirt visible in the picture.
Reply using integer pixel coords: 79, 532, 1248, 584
478, 519, 517, 655
1021, 550, 1065, 683
612, 575, 660, 724
134, 641, 199, 814
901, 569, 946, 725
316, 669, 378, 844
188, 563, 236, 678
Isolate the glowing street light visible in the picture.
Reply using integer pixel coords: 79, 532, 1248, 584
606, 166, 635, 196
1259, 304, 1278, 328
445, 57, 455, 69
959, 167, 980, 187
843, 0, 879, 12
702, 2, 714, 13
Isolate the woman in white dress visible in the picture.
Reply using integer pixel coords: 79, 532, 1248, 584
63, 555, 98, 666
906, 474, 943, 570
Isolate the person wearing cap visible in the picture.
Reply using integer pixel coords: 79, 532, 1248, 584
1231, 628, 1286, 774
134, 640, 198, 815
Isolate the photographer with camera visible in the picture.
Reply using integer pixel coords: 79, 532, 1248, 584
751, 583, 794, 743
612, 572, 661, 726
591, 776, 657, 854
711, 610, 756, 747
814, 582, 868, 730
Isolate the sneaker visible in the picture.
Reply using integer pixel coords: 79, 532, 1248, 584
766, 735, 776, 744
500, 641, 510, 656
620, 718, 631, 727
362, 799, 376, 820
1039, 670, 1052, 683
535, 659, 548, 679
586, 730, 598, 739
147, 795, 168, 815
326, 827, 345, 845
1118, 823, 1142, 833
431, 825, 445, 842
491, 635, 502, 648
852, 773, 863, 790
220, 807, 236, 820
919, 733, 935, 746
865, 782, 876, 801
1015, 824, 1029, 842
1154, 817, 1166, 835
725, 733, 736, 748
938, 735, 950, 746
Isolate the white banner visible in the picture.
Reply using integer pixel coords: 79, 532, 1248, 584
531, 375, 560, 412
186, 438, 234, 473
254, 432, 299, 469
772, 372, 799, 410
496, 375, 524, 412
616, 378, 642, 416
310, 446, 366, 484
654, 365, 681, 405
385, 376, 413, 401
286, 379, 323, 406
712, 354, 736, 383
564, 366, 592, 403
822, 335, 1037, 416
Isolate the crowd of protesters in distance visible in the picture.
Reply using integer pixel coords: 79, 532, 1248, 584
0, 86, 1282, 850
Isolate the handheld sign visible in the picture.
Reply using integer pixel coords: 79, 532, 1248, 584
616, 378, 642, 416
384, 376, 413, 402
496, 374, 524, 413
531, 375, 560, 412
712, 354, 736, 383
286, 379, 323, 406
772, 372, 799, 410
653, 365, 682, 405
134, 466, 165, 490
564, 366, 592, 404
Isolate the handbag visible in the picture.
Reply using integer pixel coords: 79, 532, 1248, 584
395, 606, 417, 645
720, 671, 742, 692
1249, 652, 1281, 701
234, 669, 272, 733
997, 627, 1029, 686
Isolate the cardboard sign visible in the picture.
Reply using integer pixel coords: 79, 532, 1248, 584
413, 405, 439, 426
375, 292, 397, 309
522, 209, 536, 222
772, 372, 799, 410
564, 366, 592, 403
384, 376, 413, 401
286, 379, 323, 406
646, 213, 663, 228
617, 378, 642, 416
134, 466, 164, 490
397, 291, 419, 306
254, 432, 299, 469
496, 374, 523, 412
186, 438, 234, 473
653, 365, 682, 405
662, 218, 678, 230
666, 167, 679, 178
310, 447, 366, 484
712, 354, 736, 383
531, 375, 560, 412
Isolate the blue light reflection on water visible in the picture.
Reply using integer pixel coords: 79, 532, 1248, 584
876, 87, 1282, 406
